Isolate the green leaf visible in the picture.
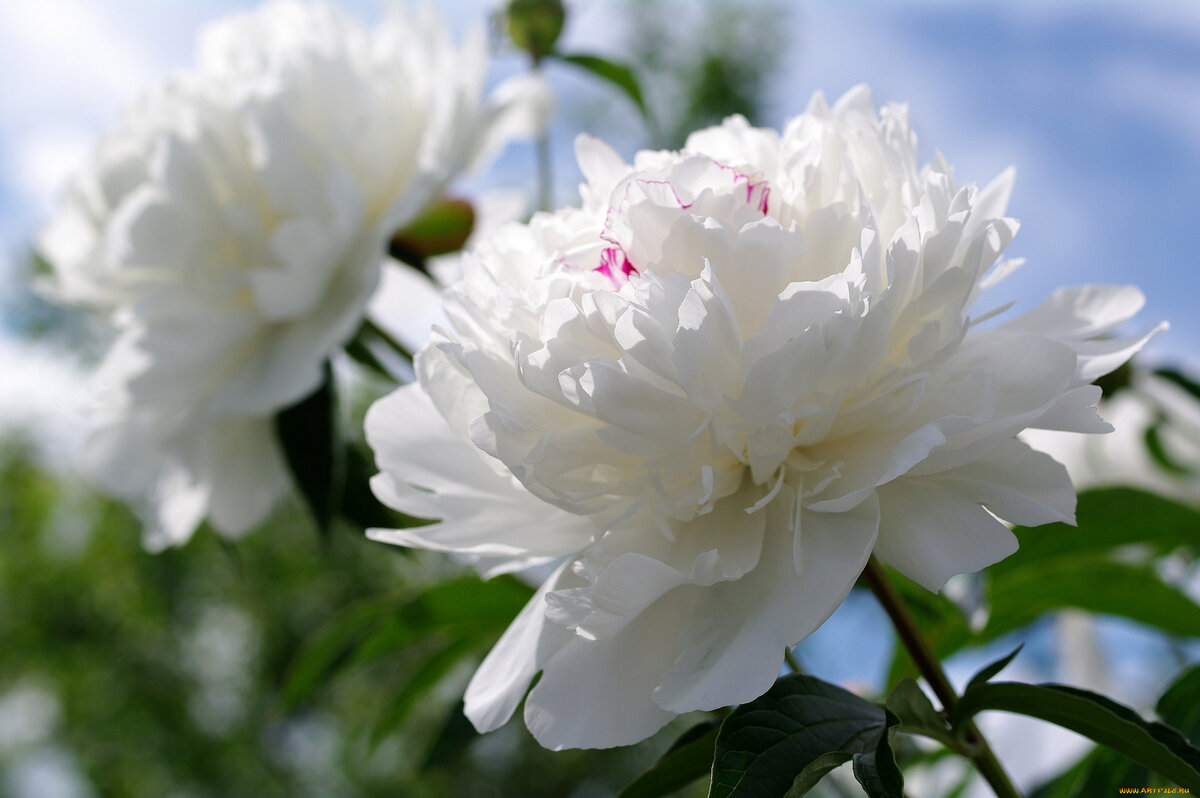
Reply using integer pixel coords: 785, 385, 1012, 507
1154, 367, 1200, 403
994, 488, 1200, 568
554, 52, 655, 129
282, 594, 396, 708
398, 575, 534, 630
1032, 663, 1200, 796
781, 753, 855, 798
274, 361, 341, 537
887, 489, 1200, 682
953, 681, 1200, 790
985, 558, 1200, 640
370, 636, 478, 748
885, 678, 956, 749
618, 719, 720, 798
849, 710, 904, 798
337, 445, 426, 532
709, 673, 902, 798
1029, 746, 1147, 798
282, 576, 532, 709
1145, 417, 1196, 476
343, 337, 395, 382
388, 197, 475, 270
965, 644, 1024, 693
1158, 665, 1200, 743
421, 701, 480, 772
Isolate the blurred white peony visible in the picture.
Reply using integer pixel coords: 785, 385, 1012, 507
365, 85, 1164, 749
40, 0, 546, 549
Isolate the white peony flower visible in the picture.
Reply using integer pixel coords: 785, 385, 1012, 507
40, 1, 541, 549
365, 85, 1164, 749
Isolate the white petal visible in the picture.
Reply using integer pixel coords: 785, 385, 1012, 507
927, 438, 1075, 526
807, 422, 948, 512
464, 562, 577, 733
575, 134, 629, 197
524, 585, 688, 749
874, 480, 1018, 591
653, 488, 879, 713
1071, 324, 1167, 383
557, 482, 766, 640
365, 384, 595, 558
1005, 284, 1145, 339
204, 418, 291, 537
147, 464, 211, 552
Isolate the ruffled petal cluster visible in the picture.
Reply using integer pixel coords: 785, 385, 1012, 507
41, 1, 535, 548
366, 86, 1163, 749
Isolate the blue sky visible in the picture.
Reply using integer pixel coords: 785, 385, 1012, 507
2, 0, 1195, 370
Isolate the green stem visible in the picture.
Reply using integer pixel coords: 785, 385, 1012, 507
360, 317, 414, 364
532, 61, 552, 212
863, 557, 1022, 798
783, 647, 802, 674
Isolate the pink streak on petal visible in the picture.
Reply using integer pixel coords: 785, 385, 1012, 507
594, 246, 639, 287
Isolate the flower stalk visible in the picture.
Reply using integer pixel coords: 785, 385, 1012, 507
862, 557, 1022, 798
534, 63, 553, 212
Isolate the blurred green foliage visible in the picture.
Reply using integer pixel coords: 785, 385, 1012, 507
624, 0, 788, 147
0, 437, 695, 797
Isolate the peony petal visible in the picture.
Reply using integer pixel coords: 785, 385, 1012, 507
806, 421, 948, 512
366, 383, 595, 558
651, 488, 878, 713
523, 585, 688, 749
1005, 284, 1146, 339
464, 562, 578, 733
874, 479, 1018, 591
204, 417, 291, 537
924, 437, 1076, 526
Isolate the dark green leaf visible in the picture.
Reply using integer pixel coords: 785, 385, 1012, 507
337, 445, 427, 532
1154, 367, 1200, 403
619, 719, 720, 798
389, 197, 475, 268
1032, 663, 1200, 796
282, 594, 396, 707
781, 753, 854, 798
1145, 418, 1196, 476
994, 488, 1200, 569
283, 576, 532, 708
343, 337, 395, 382
1158, 665, 1200, 743
399, 575, 534, 630
1029, 746, 1147, 798
850, 709, 904, 798
370, 636, 479, 747
421, 701, 480, 772
1095, 360, 1134, 398
554, 52, 655, 129
965, 645, 1024, 693
709, 673, 899, 798
887, 489, 1200, 683
274, 361, 341, 537
985, 558, 1200, 640
885, 678, 956, 749
953, 682, 1200, 790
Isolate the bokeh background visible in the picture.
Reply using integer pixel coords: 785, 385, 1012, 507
1, 2, 1198, 796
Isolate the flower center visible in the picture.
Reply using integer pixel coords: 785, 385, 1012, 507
589, 159, 772, 289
